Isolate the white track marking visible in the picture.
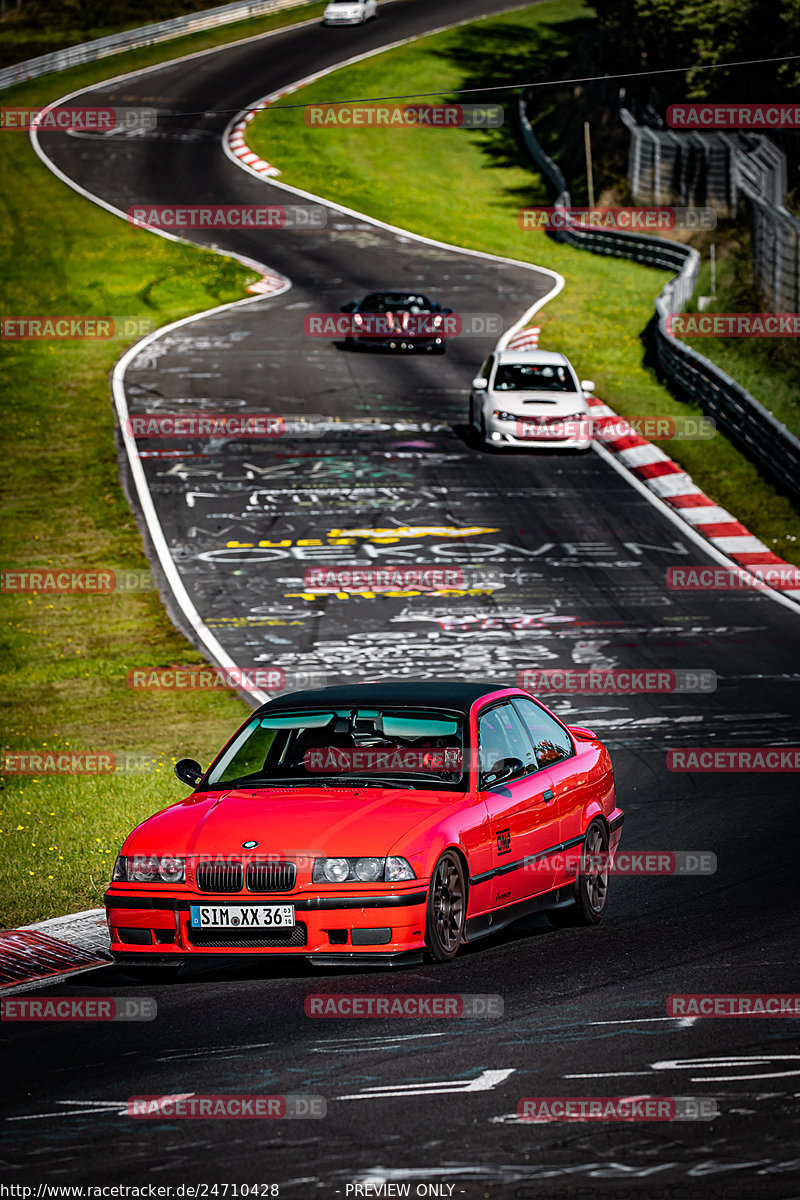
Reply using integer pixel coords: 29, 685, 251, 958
337, 1067, 515, 1099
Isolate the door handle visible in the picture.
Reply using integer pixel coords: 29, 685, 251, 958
542, 789, 554, 802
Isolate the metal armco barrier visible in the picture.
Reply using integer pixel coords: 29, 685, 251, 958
518, 91, 800, 503
0, 0, 316, 92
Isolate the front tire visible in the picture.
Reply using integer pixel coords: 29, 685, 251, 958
551, 819, 609, 926
425, 851, 466, 962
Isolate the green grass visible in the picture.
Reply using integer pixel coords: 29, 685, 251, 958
679, 226, 800, 442
0, 2, 347, 929
248, 0, 800, 563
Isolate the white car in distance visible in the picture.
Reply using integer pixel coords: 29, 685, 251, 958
322, 0, 377, 24
470, 349, 595, 451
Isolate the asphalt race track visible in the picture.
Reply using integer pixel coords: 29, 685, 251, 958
4, 1, 800, 1193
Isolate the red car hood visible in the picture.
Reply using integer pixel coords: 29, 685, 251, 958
124, 784, 463, 858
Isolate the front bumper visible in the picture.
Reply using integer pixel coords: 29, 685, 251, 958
323, 13, 365, 23
481, 412, 592, 450
351, 336, 445, 352
104, 887, 428, 961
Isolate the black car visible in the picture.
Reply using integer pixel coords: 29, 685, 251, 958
340, 290, 453, 353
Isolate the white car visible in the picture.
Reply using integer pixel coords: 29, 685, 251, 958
469, 349, 595, 451
322, 0, 377, 24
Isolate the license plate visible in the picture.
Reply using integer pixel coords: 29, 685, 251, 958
189, 904, 295, 929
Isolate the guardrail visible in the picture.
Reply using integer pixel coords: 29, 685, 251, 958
517, 91, 800, 504
0, 0, 316, 92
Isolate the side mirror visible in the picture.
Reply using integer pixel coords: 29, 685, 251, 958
472, 377, 488, 391
481, 756, 525, 788
580, 380, 596, 393
340, 301, 357, 313
174, 758, 203, 788
567, 725, 597, 740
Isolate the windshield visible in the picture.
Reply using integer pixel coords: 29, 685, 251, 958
204, 707, 466, 791
359, 293, 433, 313
493, 363, 577, 392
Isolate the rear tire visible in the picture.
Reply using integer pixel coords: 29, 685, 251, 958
551, 819, 609, 926
424, 851, 466, 962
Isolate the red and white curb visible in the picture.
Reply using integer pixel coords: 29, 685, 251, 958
588, 397, 800, 602
228, 106, 282, 179
246, 268, 289, 295
1, 911, 111, 994
506, 326, 540, 351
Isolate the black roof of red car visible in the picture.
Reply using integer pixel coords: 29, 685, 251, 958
255, 680, 516, 715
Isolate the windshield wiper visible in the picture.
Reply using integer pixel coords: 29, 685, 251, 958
316, 774, 421, 789
220, 777, 333, 789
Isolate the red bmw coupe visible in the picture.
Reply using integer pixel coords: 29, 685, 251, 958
106, 681, 623, 979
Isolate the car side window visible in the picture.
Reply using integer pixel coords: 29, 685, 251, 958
480, 355, 494, 381
512, 698, 574, 767
478, 703, 537, 779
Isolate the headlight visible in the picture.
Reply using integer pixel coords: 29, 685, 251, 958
112, 855, 186, 883
312, 856, 416, 883
493, 410, 518, 423
354, 856, 383, 882
317, 857, 350, 883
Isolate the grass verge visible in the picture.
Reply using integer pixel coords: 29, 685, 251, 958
248, 0, 800, 562
680, 226, 800, 442
0, 2, 342, 928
